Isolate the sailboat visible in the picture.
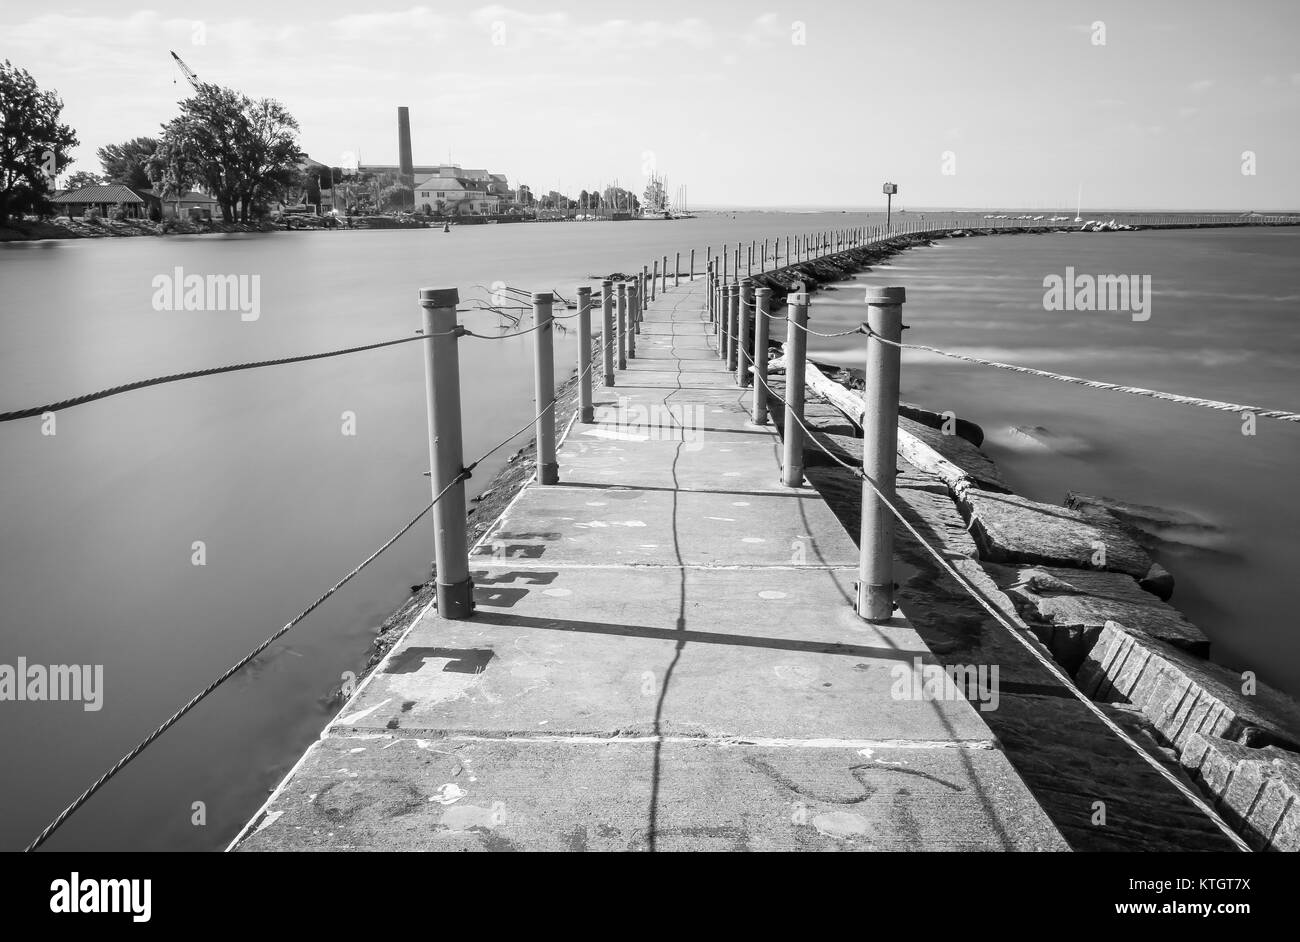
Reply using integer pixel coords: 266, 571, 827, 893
1074, 184, 1083, 223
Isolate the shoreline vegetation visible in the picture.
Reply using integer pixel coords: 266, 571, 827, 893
344, 227, 1300, 852
0, 213, 438, 242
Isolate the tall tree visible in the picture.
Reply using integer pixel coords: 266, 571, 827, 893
0, 60, 78, 225
64, 170, 103, 190
97, 136, 158, 190
146, 136, 200, 219
156, 84, 303, 223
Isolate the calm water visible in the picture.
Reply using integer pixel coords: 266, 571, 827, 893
1, 217, 1295, 850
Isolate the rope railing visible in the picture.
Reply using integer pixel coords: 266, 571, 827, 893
21, 285, 622, 851
863, 328, 1300, 423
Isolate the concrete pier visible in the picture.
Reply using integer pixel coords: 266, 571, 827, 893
234, 275, 1065, 852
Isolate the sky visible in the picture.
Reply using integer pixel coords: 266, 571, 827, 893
4, 0, 1298, 210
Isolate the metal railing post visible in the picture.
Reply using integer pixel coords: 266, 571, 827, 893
601, 279, 615, 387
419, 287, 472, 619
675, 251, 681, 287
727, 282, 740, 373
690, 248, 695, 280
651, 258, 658, 301
661, 255, 668, 293
627, 280, 638, 358
642, 265, 649, 312
857, 286, 906, 621
737, 278, 754, 387
533, 291, 559, 485
782, 292, 809, 488
577, 286, 594, 422
616, 282, 628, 370
751, 287, 771, 423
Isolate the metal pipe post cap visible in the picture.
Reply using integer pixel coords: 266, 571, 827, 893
755, 286, 771, 296
864, 286, 906, 304
419, 287, 460, 307
532, 291, 553, 302
577, 286, 592, 296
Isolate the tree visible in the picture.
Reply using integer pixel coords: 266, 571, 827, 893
97, 137, 158, 189
379, 182, 413, 212
0, 60, 78, 225
155, 84, 303, 223
63, 170, 103, 190
146, 135, 201, 219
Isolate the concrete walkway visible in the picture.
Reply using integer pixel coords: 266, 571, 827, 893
233, 276, 1066, 852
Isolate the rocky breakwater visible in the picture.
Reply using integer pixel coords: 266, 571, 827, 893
763, 352, 1300, 851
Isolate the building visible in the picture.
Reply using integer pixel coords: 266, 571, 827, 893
413, 173, 501, 215
50, 184, 146, 219
140, 189, 219, 219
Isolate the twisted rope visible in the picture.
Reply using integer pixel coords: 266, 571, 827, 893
866, 329, 1300, 423
0, 333, 454, 424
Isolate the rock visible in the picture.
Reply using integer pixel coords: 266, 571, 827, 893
899, 401, 984, 447
1079, 620, 1300, 752
959, 490, 1154, 577
1139, 562, 1175, 601
985, 565, 1208, 667
1180, 733, 1300, 851
1065, 492, 1225, 555
1004, 425, 1092, 455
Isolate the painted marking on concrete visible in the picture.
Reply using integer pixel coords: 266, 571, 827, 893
812, 811, 872, 841
430, 783, 466, 805
335, 698, 393, 726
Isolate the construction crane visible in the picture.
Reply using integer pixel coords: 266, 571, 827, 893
170, 51, 200, 91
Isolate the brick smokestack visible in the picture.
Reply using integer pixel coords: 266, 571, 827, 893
397, 106, 414, 184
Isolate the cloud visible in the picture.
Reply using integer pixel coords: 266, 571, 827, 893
469, 6, 713, 50
742, 13, 790, 48
330, 7, 452, 43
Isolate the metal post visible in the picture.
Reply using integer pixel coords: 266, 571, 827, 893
857, 286, 906, 621
782, 292, 808, 488
662, 255, 668, 293
577, 286, 594, 422
751, 287, 771, 423
419, 287, 472, 619
616, 282, 628, 370
651, 259, 658, 301
690, 248, 695, 280
601, 280, 615, 387
728, 282, 741, 374
533, 291, 559, 486
675, 252, 681, 287
642, 265, 649, 311
627, 280, 638, 357
722, 243, 728, 282
737, 279, 754, 387
720, 281, 730, 361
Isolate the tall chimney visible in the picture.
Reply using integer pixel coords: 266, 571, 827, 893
397, 106, 414, 184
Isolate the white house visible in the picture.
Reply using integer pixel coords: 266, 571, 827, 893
413, 174, 498, 215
